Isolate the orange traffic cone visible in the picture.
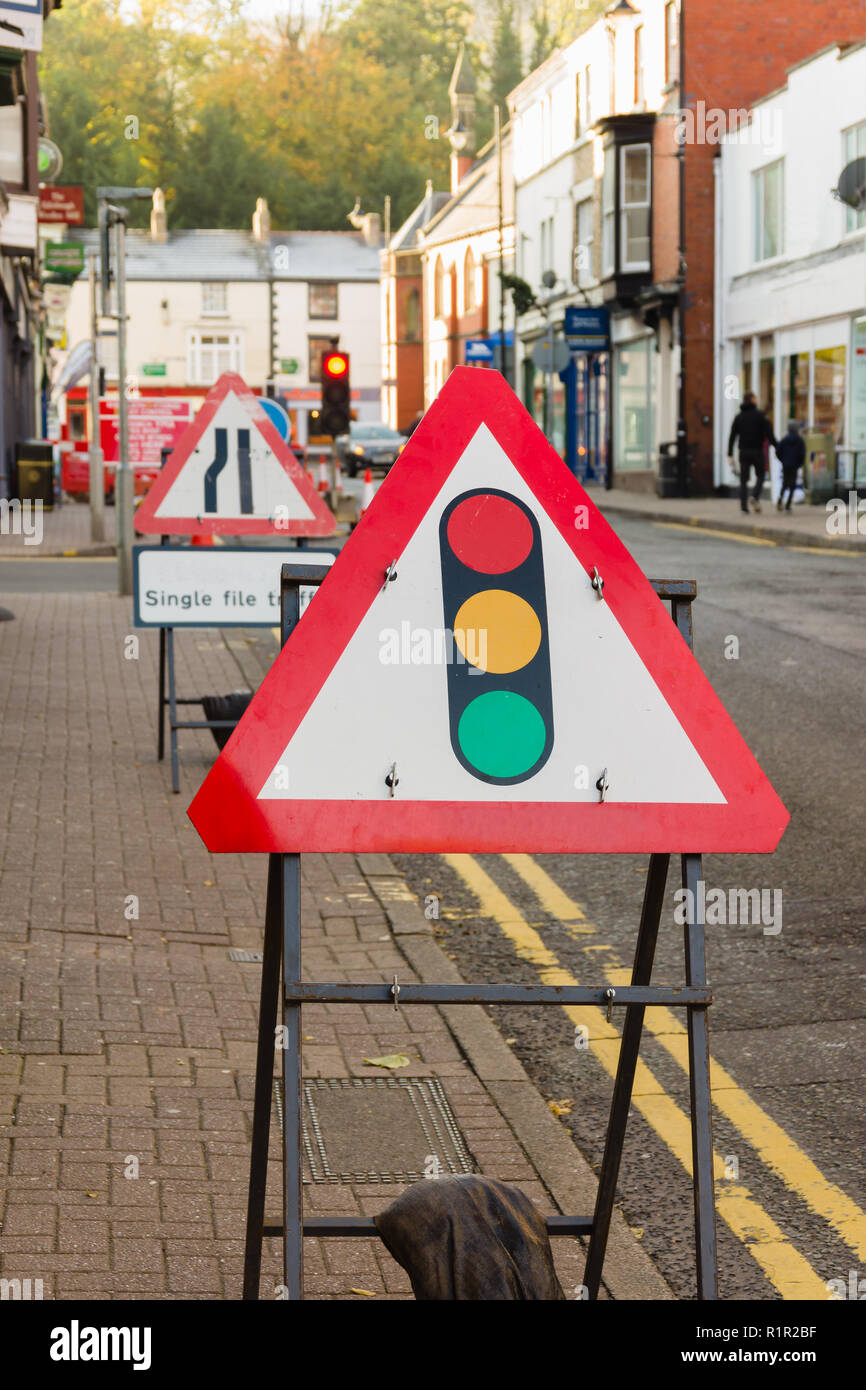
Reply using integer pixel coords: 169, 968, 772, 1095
317, 452, 329, 493
360, 467, 375, 518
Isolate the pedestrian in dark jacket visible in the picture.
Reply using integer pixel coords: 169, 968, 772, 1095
775, 422, 805, 511
727, 393, 778, 514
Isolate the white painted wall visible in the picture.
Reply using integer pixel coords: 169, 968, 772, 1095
716, 43, 866, 480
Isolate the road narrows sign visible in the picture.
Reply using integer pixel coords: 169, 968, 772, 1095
188, 367, 789, 854
134, 373, 335, 537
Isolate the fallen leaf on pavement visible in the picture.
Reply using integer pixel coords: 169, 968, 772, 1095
362, 1054, 411, 1070
548, 1099, 574, 1117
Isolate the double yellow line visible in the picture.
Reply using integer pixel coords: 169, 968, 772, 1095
443, 852, 866, 1299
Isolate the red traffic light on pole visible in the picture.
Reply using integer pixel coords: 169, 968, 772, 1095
321, 350, 351, 436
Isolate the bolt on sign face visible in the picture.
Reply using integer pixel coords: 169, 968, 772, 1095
135, 373, 335, 538
188, 367, 790, 855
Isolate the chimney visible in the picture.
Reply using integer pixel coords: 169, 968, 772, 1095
447, 44, 476, 194
360, 212, 381, 247
150, 187, 167, 243
252, 197, 271, 242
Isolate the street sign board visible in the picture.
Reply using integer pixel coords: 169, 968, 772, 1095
532, 334, 571, 373
44, 241, 85, 275
134, 373, 336, 537
0, 0, 42, 51
100, 398, 193, 468
465, 339, 494, 364
188, 367, 789, 855
133, 547, 336, 627
564, 305, 609, 352
37, 186, 84, 225
141, 363, 167, 377
259, 397, 291, 442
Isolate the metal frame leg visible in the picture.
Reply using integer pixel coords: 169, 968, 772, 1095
281, 853, 303, 1300
682, 852, 718, 1299
584, 852, 669, 1298
165, 626, 180, 794
157, 626, 166, 762
242, 855, 283, 1300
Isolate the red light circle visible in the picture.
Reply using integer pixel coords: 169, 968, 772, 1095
446, 493, 534, 574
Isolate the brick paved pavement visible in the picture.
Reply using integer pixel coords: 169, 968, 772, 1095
0, 590, 663, 1300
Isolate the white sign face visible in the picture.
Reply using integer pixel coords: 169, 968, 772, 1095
0, 194, 38, 251
133, 547, 335, 627
258, 426, 725, 807
153, 391, 316, 524
0, 1, 43, 52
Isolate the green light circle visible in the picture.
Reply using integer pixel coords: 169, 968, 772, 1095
457, 691, 547, 780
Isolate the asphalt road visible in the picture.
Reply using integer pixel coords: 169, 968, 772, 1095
393, 516, 866, 1301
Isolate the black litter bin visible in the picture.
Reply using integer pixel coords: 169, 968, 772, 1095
15, 440, 55, 510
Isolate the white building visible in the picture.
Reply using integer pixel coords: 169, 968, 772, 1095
716, 42, 866, 489
61, 197, 382, 444
508, 0, 679, 477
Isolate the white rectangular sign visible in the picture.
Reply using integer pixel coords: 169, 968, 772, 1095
133, 546, 336, 628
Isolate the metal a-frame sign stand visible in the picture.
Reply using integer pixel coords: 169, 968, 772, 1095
240, 565, 718, 1301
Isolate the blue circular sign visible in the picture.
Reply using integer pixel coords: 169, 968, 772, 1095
260, 397, 291, 442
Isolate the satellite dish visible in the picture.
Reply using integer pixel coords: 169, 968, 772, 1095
541, 269, 557, 289
833, 157, 866, 212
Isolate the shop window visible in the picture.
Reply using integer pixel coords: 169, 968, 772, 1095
615, 338, 654, 471
758, 335, 775, 432
740, 338, 752, 403
814, 346, 846, 443
753, 159, 784, 263
786, 352, 809, 428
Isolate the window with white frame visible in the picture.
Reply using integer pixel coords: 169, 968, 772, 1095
752, 159, 784, 262
463, 247, 477, 312
187, 330, 243, 384
634, 25, 645, 108
664, 1, 679, 84
602, 153, 615, 276
201, 282, 228, 316
575, 198, 594, 286
842, 122, 866, 232
584, 66, 592, 128
620, 144, 651, 271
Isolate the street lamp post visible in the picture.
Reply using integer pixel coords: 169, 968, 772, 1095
96, 187, 152, 596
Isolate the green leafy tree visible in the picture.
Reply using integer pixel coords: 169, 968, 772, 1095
489, 0, 523, 118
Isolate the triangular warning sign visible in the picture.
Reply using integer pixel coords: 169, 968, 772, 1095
188, 368, 789, 854
134, 373, 335, 537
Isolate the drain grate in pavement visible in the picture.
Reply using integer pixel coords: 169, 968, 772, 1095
274, 1077, 475, 1184
228, 949, 263, 963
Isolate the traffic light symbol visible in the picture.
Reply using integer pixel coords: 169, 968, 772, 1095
439, 488, 554, 784
321, 350, 350, 436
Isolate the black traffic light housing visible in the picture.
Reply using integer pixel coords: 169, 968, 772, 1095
321, 349, 351, 437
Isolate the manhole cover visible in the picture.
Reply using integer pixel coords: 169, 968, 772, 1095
275, 1077, 475, 1184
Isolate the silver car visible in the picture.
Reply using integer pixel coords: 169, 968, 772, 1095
335, 421, 407, 477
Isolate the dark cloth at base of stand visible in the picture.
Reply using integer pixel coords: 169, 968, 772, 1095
374, 1174, 566, 1300
200, 691, 253, 750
